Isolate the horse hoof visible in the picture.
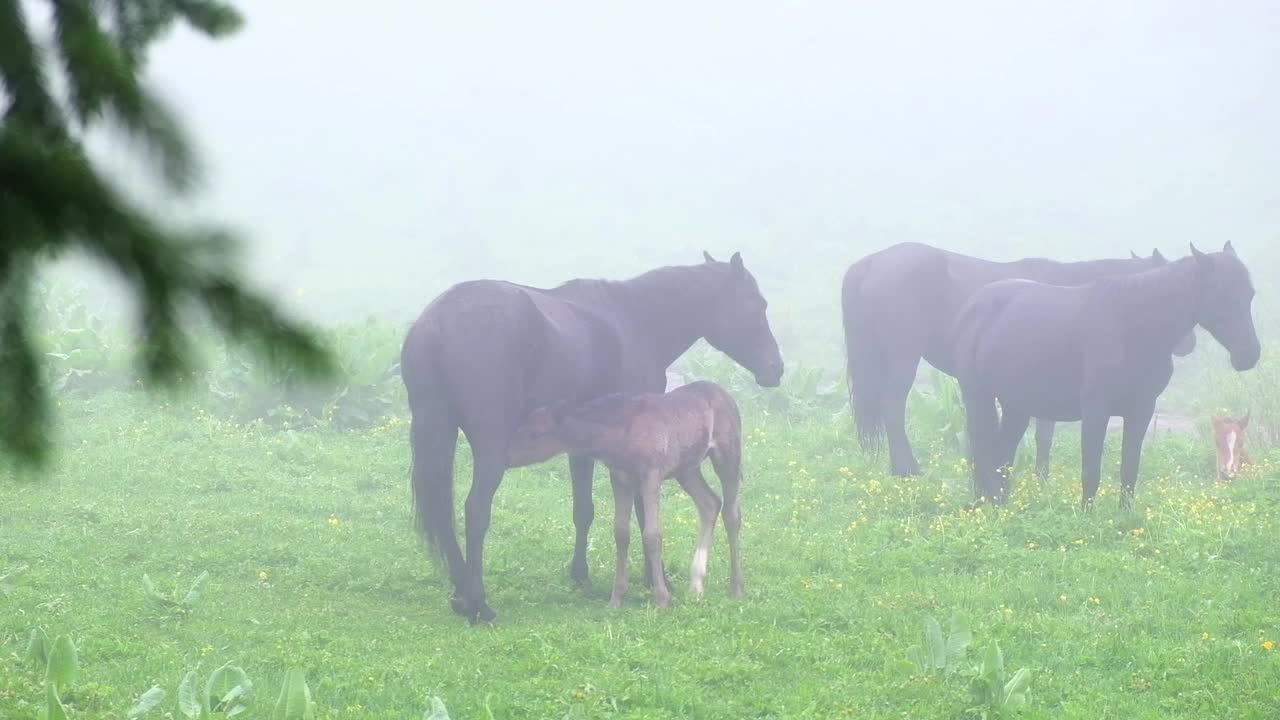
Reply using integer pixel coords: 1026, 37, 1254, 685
729, 585, 745, 600
470, 603, 497, 625
449, 594, 472, 617
607, 598, 623, 609
569, 564, 591, 588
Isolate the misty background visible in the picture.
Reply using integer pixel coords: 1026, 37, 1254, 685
50, 0, 1280, 372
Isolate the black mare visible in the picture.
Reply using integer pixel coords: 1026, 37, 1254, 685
400, 252, 783, 623
952, 243, 1260, 507
841, 242, 1179, 477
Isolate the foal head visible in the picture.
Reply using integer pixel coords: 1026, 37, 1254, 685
1212, 412, 1251, 481
1191, 242, 1261, 371
512, 396, 634, 460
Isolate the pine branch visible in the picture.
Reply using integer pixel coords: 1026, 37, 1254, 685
0, 0, 67, 131
51, 0, 202, 193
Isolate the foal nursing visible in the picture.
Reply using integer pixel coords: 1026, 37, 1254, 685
516, 381, 744, 608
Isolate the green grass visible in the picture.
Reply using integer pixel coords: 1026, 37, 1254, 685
3, 391, 1280, 719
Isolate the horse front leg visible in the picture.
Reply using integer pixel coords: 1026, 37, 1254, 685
1119, 402, 1155, 510
638, 470, 672, 608
608, 472, 634, 608
568, 454, 595, 587
1034, 418, 1055, 481
1079, 405, 1109, 510
630, 469, 671, 589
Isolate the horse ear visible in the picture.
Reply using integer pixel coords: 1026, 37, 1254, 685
702, 250, 718, 263
1129, 250, 1140, 259
1223, 240, 1236, 256
1190, 243, 1211, 270
729, 252, 744, 275
1240, 411, 1250, 428
1152, 248, 1165, 262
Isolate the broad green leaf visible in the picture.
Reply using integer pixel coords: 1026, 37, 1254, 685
946, 614, 972, 671
206, 663, 253, 715
925, 617, 946, 670
45, 635, 78, 690
42, 682, 69, 720
424, 696, 451, 720
178, 670, 204, 719
272, 668, 314, 720
905, 645, 927, 672
884, 657, 918, 679
183, 571, 211, 606
142, 573, 174, 606
128, 686, 167, 719
1003, 667, 1032, 707
25, 628, 51, 672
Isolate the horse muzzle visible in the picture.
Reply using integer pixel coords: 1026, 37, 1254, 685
754, 359, 784, 388
1231, 346, 1260, 371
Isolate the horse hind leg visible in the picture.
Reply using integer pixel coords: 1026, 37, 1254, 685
459, 445, 509, 624
407, 406, 468, 614
961, 385, 1004, 505
709, 445, 745, 599
995, 408, 1031, 500
673, 465, 722, 599
881, 355, 924, 476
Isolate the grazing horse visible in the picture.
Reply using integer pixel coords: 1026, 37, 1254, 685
953, 242, 1260, 507
841, 243, 1180, 476
1212, 413, 1252, 482
515, 381, 745, 608
401, 252, 783, 623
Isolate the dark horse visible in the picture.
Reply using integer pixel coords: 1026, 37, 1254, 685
953, 242, 1260, 507
841, 242, 1185, 477
400, 252, 783, 623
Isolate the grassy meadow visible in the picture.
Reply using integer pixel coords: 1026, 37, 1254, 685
3, 283, 1280, 720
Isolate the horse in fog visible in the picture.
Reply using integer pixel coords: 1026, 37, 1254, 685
841, 243, 1190, 477
401, 252, 782, 623
953, 242, 1259, 507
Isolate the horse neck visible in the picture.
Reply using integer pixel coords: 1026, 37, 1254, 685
1104, 259, 1201, 353
613, 268, 722, 369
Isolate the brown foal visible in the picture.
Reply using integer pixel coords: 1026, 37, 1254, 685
513, 380, 745, 608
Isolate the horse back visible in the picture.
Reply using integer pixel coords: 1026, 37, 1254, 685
404, 279, 626, 416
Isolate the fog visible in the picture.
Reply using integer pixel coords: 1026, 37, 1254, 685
59, 0, 1280, 365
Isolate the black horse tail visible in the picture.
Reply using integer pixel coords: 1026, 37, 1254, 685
841, 261, 884, 450
400, 318, 459, 564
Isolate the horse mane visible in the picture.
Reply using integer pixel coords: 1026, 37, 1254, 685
1011, 255, 1155, 285
1090, 254, 1198, 296
553, 262, 732, 313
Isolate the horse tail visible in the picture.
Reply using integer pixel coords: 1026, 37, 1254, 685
400, 317, 459, 563
841, 261, 884, 450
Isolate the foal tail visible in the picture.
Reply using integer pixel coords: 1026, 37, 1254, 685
841, 262, 884, 450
